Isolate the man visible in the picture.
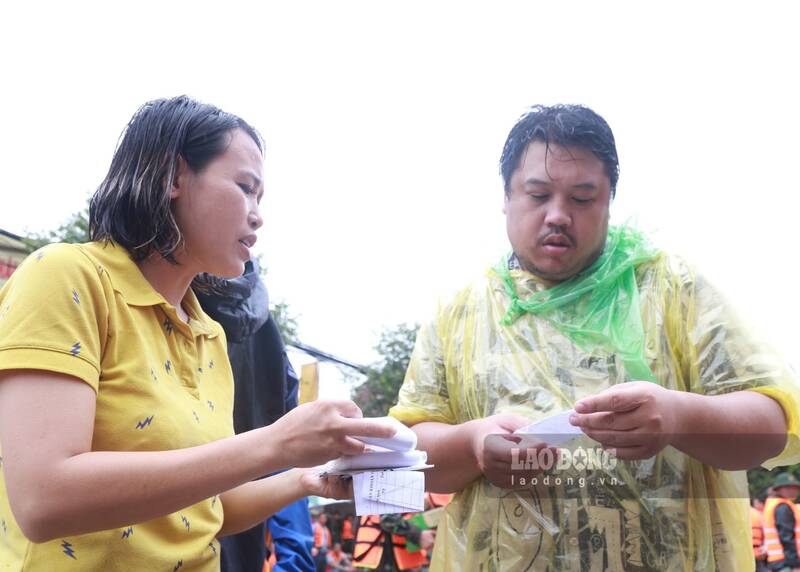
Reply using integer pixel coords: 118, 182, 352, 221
312, 512, 332, 572
754, 491, 769, 571
763, 473, 800, 571
196, 260, 315, 572
327, 542, 355, 572
341, 516, 355, 555
389, 104, 800, 570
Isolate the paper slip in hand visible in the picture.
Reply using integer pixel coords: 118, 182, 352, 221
353, 470, 425, 516
353, 416, 417, 452
514, 409, 583, 447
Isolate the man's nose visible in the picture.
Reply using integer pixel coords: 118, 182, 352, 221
544, 198, 572, 228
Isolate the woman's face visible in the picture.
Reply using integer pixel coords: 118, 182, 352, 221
171, 128, 264, 277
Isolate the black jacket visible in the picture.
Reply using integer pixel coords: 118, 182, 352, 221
196, 260, 298, 429
196, 261, 310, 572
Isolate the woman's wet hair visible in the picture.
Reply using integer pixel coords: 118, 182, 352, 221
90, 95, 262, 262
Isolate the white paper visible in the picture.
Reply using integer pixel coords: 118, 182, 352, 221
323, 462, 433, 477
325, 449, 427, 472
514, 409, 583, 447
353, 470, 425, 516
353, 416, 417, 452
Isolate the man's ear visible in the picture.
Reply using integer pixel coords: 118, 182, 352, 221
170, 156, 189, 199
502, 192, 508, 215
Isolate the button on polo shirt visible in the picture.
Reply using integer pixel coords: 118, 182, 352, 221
0, 241, 234, 571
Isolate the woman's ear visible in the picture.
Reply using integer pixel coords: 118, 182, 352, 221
170, 156, 189, 199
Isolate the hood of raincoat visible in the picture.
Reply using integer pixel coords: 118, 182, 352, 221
194, 259, 270, 343
494, 225, 660, 381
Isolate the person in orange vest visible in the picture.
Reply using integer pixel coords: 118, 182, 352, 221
326, 542, 355, 572
753, 491, 768, 571
421, 492, 452, 511
312, 513, 333, 572
763, 473, 800, 571
352, 513, 434, 571
341, 516, 356, 555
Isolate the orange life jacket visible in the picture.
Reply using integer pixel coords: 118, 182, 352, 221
426, 492, 453, 509
751, 506, 765, 558
342, 518, 355, 541
763, 497, 800, 563
263, 528, 276, 572
352, 515, 427, 570
313, 522, 331, 549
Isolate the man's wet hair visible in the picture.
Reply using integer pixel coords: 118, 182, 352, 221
90, 95, 262, 262
499, 104, 619, 197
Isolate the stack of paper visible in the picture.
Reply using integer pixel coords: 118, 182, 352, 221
323, 417, 430, 474
325, 448, 428, 472
353, 416, 418, 452
321, 416, 431, 515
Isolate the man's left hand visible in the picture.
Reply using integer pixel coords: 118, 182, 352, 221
569, 381, 680, 460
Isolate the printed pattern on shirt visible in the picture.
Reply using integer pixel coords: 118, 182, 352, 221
61, 540, 77, 560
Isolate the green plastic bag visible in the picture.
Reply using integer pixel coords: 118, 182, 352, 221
495, 225, 660, 382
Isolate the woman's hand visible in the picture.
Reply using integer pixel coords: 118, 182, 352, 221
298, 468, 353, 500
267, 400, 397, 468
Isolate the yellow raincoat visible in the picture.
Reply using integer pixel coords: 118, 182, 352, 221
390, 245, 799, 571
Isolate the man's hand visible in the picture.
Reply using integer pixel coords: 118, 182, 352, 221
569, 382, 680, 460
468, 413, 549, 488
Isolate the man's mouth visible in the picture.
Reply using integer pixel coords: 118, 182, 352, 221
541, 234, 572, 248
539, 234, 573, 256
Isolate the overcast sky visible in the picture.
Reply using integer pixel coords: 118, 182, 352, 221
2, 1, 797, 386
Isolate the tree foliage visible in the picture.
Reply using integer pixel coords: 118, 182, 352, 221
24, 206, 90, 251
351, 323, 419, 418
748, 465, 800, 500
271, 301, 300, 345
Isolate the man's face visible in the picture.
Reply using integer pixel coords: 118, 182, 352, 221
776, 485, 800, 500
504, 141, 612, 286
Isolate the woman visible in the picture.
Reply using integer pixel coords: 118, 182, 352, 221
0, 96, 392, 571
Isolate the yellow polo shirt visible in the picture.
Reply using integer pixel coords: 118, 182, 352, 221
0, 241, 235, 571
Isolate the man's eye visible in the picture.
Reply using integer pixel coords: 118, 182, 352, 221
238, 183, 255, 195
528, 194, 548, 201
572, 197, 593, 204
